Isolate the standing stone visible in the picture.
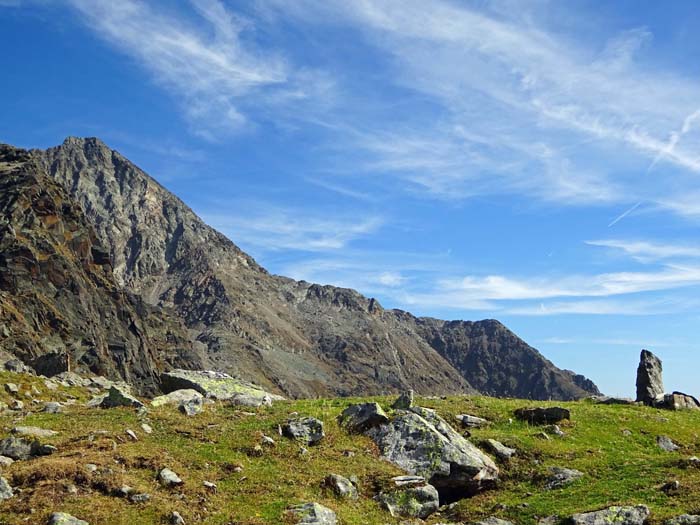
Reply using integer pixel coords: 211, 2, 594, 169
636, 349, 664, 405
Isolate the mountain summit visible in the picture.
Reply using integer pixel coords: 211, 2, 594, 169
1, 137, 598, 399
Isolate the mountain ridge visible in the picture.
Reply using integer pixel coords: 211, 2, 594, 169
0, 137, 599, 399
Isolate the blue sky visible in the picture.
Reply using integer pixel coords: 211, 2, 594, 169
2, 0, 700, 397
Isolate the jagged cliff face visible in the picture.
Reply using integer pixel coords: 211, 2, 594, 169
0, 136, 600, 399
0, 145, 198, 394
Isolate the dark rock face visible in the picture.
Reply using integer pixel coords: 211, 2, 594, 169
0, 137, 600, 400
0, 145, 197, 395
636, 349, 665, 405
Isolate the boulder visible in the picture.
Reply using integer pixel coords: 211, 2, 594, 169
571, 505, 649, 525
11, 426, 58, 438
322, 474, 358, 499
456, 414, 489, 428
514, 407, 570, 425
656, 392, 700, 410
42, 402, 63, 414
4, 383, 19, 395
0, 476, 13, 500
160, 370, 283, 403
483, 439, 516, 461
378, 482, 439, 519
544, 466, 583, 490
48, 513, 89, 525
338, 403, 389, 433
151, 389, 203, 408
96, 386, 144, 409
366, 406, 498, 502
288, 502, 337, 524
282, 417, 325, 445
636, 349, 664, 405
392, 390, 414, 410
666, 516, 700, 525
0, 436, 54, 460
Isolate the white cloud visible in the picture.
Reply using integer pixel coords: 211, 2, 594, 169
68, 0, 330, 137
202, 208, 382, 252
587, 239, 700, 262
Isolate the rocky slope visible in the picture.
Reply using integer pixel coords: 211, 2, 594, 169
0, 137, 599, 399
0, 145, 198, 394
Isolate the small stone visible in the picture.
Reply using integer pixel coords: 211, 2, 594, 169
129, 493, 151, 503
288, 502, 337, 524
571, 505, 649, 525
170, 511, 185, 525
392, 390, 414, 410
43, 402, 63, 414
0, 456, 14, 467
622, 429, 632, 436
544, 467, 584, 490
261, 434, 276, 447
48, 513, 89, 525
85, 464, 98, 473
203, 481, 217, 491
545, 424, 565, 437
178, 398, 203, 416
338, 403, 389, 433
5, 383, 19, 395
456, 414, 489, 428
666, 516, 700, 525
657, 435, 680, 452
11, 426, 58, 438
249, 445, 264, 457
125, 429, 138, 441
97, 386, 144, 409
391, 475, 425, 487
534, 431, 551, 440
474, 517, 514, 525
322, 473, 358, 499
378, 483, 439, 519
483, 439, 516, 461
115, 485, 133, 498
681, 456, 700, 468
282, 417, 325, 445
141, 423, 153, 434
660, 480, 680, 494
158, 468, 183, 487
10, 400, 24, 411
0, 477, 13, 500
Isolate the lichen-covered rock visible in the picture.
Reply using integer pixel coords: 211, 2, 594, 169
378, 482, 439, 519
544, 466, 583, 490
160, 370, 282, 402
97, 386, 144, 409
0, 476, 13, 500
483, 439, 516, 461
282, 417, 325, 445
392, 390, 414, 410
338, 403, 389, 433
48, 513, 89, 525
571, 505, 650, 525
666, 515, 700, 525
0, 436, 55, 460
366, 406, 498, 501
514, 406, 570, 425
322, 473, 357, 500
158, 468, 183, 487
288, 502, 337, 524
151, 389, 203, 407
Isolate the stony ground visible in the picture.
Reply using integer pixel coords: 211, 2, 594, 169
0, 370, 698, 525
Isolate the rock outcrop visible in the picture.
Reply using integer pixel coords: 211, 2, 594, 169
636, 350, 665, 405
571, 505, 649, 525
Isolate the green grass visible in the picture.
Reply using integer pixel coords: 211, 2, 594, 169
0, 371, 698, 524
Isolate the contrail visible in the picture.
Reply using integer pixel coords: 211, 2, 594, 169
608, 201, 642, 227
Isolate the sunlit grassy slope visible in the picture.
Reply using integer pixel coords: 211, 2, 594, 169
0, 371, 698, 525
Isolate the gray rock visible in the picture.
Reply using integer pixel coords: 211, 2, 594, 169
151, 389, 203, 407
178, 397, 203, 416
666, 516, 700, 525
48, 513, 89, 525
657, 435, 680, 452
4, 359, 32, 374
158, 468, 183, 487
456, 414, 489, 428
9, 399, 24, 411
636, 349, 665, 406
338, 403, 389, 433
282, 417, 325, 445
141, 423, 153, 434
229, 392, 273, 407
656, 392, 700, 410
323, 473, 358, 499
129, 493, 151, 503
392, 390, 414, 410
571, 505, 649, 525
12, 426, 58, 438
391, 475, 426, 487
545, 424, 565, 437
544, 467, 583, 490
366, 406, 498, 500
681, 456, 700, 468
378, 483, 439, 519
483, 439, 516, 461
0, 476, 13, 500
43, 402, 63, 413
0, 456, 14, 467
473, 518, 515, 525
288, 502, 337, 524
125, 429, 138, 441
170, 511, 185, 525
160, 370, 283, 403
4, 383, 19, 394
0, 436, 54, 460
98, 386, 144, 409
514, 406, 570, 425
595, 396, 635, 405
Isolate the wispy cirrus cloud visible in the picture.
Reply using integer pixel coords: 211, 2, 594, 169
587, 239, 700, 262
68, 0, 333, 138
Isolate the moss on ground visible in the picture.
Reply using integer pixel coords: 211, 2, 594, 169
0, 372, 698, 524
